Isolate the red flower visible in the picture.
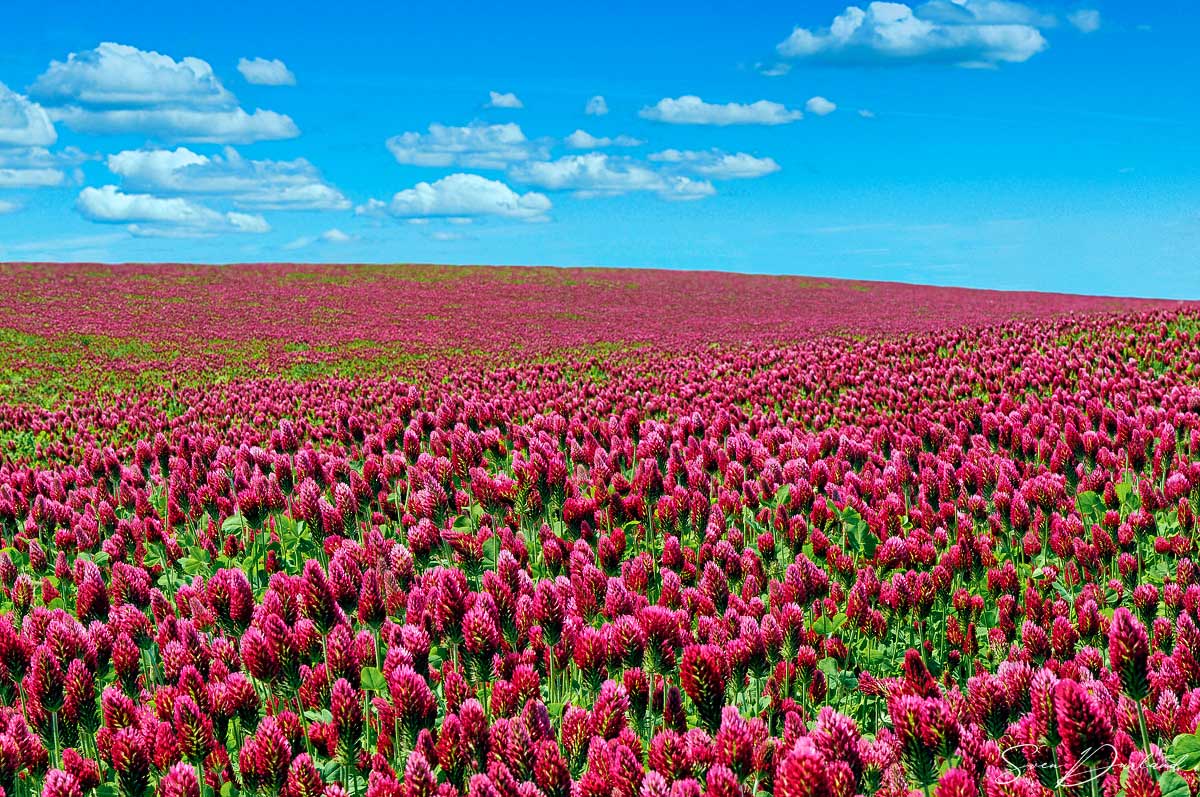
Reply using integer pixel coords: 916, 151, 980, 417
1109, 608, 1150, 701
1054, 680, 1115, 777
156, 762, 200, 797
776, 738, 830, 797
41, 769, 84, 797
680, 645, 729, 732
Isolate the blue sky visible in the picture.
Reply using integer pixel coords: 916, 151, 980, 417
0, 0, 1196, 297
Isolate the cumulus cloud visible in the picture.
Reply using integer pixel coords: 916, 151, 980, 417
640, 95, 803, 126
386, 123, 546, 169
377, 173, 550, 221
354, 198, 387, 217
237, 57, 296, 85
33, 42, 234, 107
564, 130, 643, 149
648, 149, 781, 179
487, 91, 523, 108
0, 147, 79, 188
585, 95, 609, 115
284, 228, 353, 250
0, 82, 57, 147
47, 105, 297, 144
1068, 9, 1101, 33
776, 1, 1049, 67
32, 42, 299, 143
511, 153, 715, 200
0, 82, 67, 191
76, 184, 269, 236
106, 146, 349, 210
806, 96, 837, 116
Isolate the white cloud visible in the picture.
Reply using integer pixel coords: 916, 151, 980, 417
776, 2, 1049, 67
0, 82, 56, 147
0, 200, 19, 214
47, 106, 298, 144
283, 227, 353, 250
76, 184, 269, 236
658, 177, 716, 201
487, 91, 523, 109
386, 123, 546, 169
806, 96, 838, 116
0, 166, 63, 188
106, 146, 349, 210
33, 42, 234, 107
511, 153, 715, 200
32, 43, 299, 143
758, 63, 793, 77
379, 173, 550, 221
0, 82, 64, 192
640, 95, 803, 126
0, 147, 75, 188
918, 0, 1055, 27
237, 57, 296, 86
585, 95, 609, 116
0, 168, 62, 188
355, 198, 387, 217
649, 149, 781, 179
858, 109, 877, 118
564, 129, 643, 149
1068, 9, 1101, 33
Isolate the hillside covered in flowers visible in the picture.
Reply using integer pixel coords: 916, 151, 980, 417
0, 262, 1198, 797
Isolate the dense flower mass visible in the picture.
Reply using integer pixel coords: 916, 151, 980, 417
0, 262, 1199, 797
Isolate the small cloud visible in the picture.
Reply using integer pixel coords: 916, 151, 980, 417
640, 95, 802, 126
585, 95, 609, 115
355, 198, 387, 217
431, 230, 465, 241
47, 106, 298, 144
648, 149, 780, 179
386, 123, 546, 169
777, 2, 1049, 67
0, 200, 19, 214
757, 62, 792, 77
1067, 9, 1102, 33
487, 91, 523, 109
283, 227, 354, 250
0, 147, 87, 189
564, 129, 643, 149
237, 57, 296, 86
858, 109, 876, 118
378, 173, 550, 221
106, 146, 349, 210
806, 96, 837, 116
0, 82, 57, 147
76, 184, 269, 236
511, 152, 715, 201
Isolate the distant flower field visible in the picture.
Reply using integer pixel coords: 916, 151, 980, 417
1, 262, 1199, 797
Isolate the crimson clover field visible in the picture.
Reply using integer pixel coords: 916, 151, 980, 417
3, 262, 1200, 797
